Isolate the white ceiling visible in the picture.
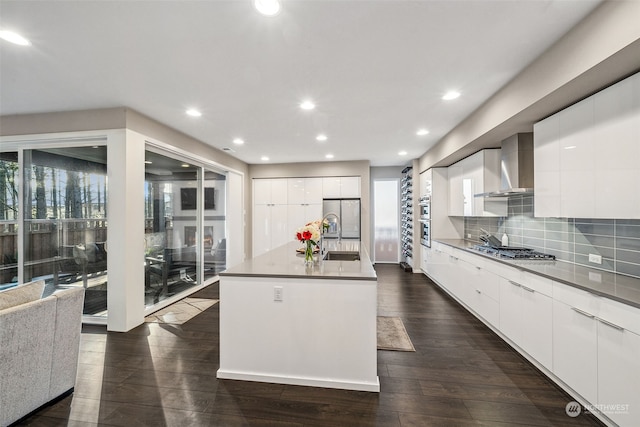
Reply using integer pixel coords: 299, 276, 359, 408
0, 0, 602, 166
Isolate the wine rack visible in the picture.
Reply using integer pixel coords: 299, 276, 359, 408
400, 166, 413, 268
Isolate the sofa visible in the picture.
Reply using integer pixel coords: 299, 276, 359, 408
0, 281, 85, 427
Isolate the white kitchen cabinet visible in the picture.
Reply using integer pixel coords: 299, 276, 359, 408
287, 178, 323, 205
322, 177, 361, 198
552, 296, 598, 405
287, 203, 323, 237
499, 272, 553, 370
448, 150, 506, 217
252, 203, 289, 257
533, 114, 560, 217
447, 163, 463, 216
254, 179, 288, 205
534, 71, 640, 219
552, 282, 640, 426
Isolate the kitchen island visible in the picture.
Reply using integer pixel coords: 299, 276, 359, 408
217, 240, 379, 392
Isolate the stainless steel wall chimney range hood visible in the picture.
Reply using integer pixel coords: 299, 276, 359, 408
476, 132, 534, 198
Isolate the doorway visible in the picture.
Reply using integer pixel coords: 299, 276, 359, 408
373, 180, 399, 263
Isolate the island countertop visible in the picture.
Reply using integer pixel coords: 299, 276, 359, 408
220, 240, 377, 281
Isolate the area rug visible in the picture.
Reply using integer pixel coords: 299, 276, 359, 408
145, 298, 218, 324
377, 316, 415, 352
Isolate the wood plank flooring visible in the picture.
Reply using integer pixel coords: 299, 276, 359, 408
16, 265, 604, 426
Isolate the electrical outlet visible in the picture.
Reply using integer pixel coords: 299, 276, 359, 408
467, 233, 472, 239
273, 286, 283, 302
589, 253, 602, 265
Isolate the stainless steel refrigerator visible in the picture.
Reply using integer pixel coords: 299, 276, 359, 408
322, 198, 361, 240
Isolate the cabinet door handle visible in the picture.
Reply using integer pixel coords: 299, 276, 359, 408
509, 281, 521, 288
521, 285, 535, 293
571, 307, 595, 319
597, 317, 624, 331
476, 289, 481, 294
475, 266, 481, 270
450, 256, 458, 261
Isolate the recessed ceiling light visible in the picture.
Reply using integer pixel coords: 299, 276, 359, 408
316, 134, 327, 142
233, 138, 245, 145
254, 0, 281, 16
398, 151, 408, 156
299, 100, 315, 111
181, 163, 190, 168
325, 154, 334, 159
261, 156, 269, 161
0, 30, 31, 46
416, 129, 429, 136
442, 91, 461, 101
186, 109, 202, 117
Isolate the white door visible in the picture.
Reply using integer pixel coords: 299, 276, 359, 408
373, 180, 399, 263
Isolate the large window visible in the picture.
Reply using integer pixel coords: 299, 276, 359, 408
23, 147, 108, 316
144, 150, 226, 309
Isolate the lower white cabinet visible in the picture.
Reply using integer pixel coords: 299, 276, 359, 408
499, 273, 553, 370
597, 318, 640, 427
553, 282, 640, 426
552, 297, 599, 404
424, 243, 640, 426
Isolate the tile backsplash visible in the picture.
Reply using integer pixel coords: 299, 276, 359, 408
464, 195, 640, 279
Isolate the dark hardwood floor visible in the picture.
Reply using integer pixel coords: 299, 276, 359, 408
17, 265, 604, 426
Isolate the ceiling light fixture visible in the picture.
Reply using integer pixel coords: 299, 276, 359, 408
0, 30, 31, 46
325, 154, 334, 159
254, 0, 281, 16
398, 151, 408, 156
233, 138, 245, 145
181, 163, 190, 168
261, 156, 269, 161
316, 134, 327, 142
416, 129, 429, 136
299, 100, 315, 111
186, 109, 202, 117
144, 160, 153, 164
442, 91, 461, 101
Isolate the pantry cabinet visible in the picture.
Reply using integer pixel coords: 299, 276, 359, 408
534, 71, 640, 218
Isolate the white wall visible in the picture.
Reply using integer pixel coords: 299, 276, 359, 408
419, 0, 640, 171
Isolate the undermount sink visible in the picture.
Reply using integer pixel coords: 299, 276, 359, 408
323, 251, 361, 261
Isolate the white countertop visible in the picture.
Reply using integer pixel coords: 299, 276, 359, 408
220, 240, 377, 281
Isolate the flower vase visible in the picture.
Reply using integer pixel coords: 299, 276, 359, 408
304, 241, 315, 266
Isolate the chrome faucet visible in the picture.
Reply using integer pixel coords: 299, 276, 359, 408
320, 212, 341, 257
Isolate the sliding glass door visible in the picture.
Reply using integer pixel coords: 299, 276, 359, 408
144, 149, 227, 310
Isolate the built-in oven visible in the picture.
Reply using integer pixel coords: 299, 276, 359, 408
419, 195, 431, 247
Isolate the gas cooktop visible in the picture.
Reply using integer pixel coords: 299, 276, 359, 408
472, 245, 556, 260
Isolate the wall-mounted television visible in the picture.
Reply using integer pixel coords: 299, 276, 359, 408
181, 187, 215, 210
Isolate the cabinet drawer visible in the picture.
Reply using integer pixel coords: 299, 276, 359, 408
599, 297, 640, 336
484, 260, 522, 282
520, 271, 553, 297
553, 282, 603, 316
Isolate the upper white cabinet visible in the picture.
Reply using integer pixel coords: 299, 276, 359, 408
448, 149, 507, 217
322, 177, 360, 198
534, 72, 640, 218
287, 178, 323, 205
254, 179, 288, 205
